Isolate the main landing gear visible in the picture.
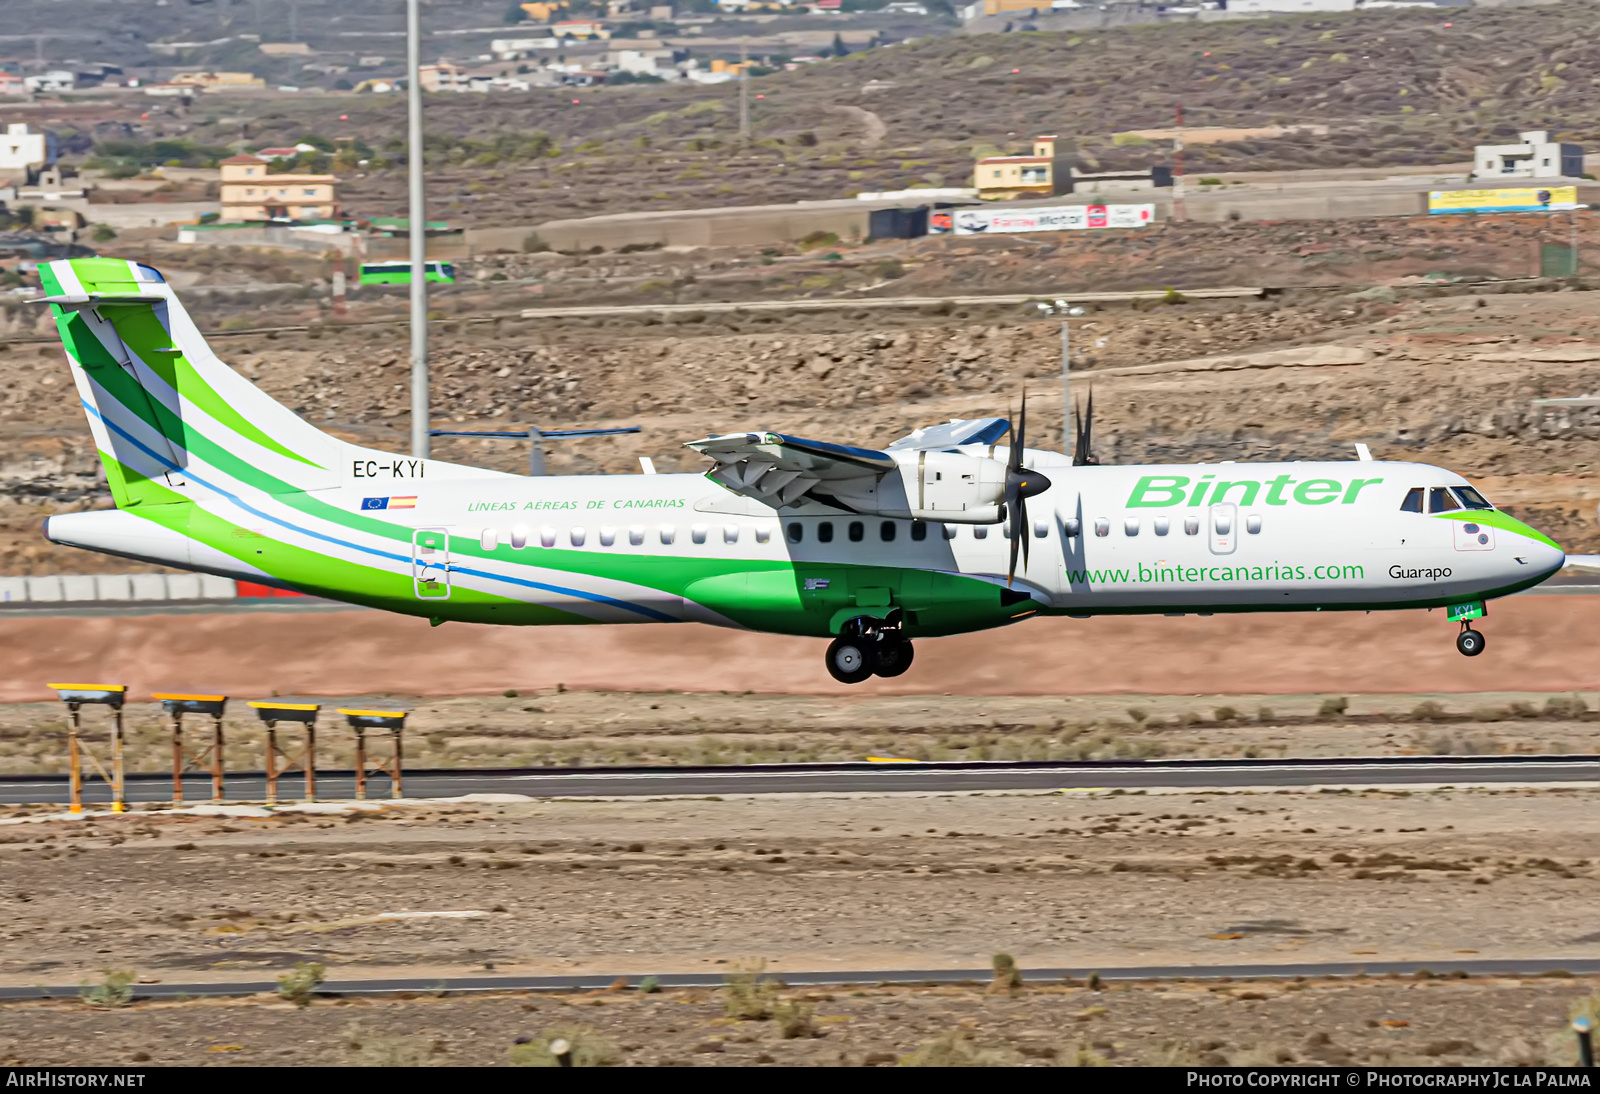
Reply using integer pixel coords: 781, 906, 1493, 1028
1456, 623, 1486, 657
825, 616, 915, 684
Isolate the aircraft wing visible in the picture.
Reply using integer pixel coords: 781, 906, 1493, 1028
685, 431, 896, 509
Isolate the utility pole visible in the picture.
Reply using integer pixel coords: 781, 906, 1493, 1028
1172, 100, 1186, 223
739, 40, 750, 144
1038, 300, 1085, 454
406, 0, 430, 461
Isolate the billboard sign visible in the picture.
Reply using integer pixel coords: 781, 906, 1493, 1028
952, 203, 1155, 235
1428, 186, 1580, 215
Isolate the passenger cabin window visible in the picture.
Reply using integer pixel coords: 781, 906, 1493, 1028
911, 521, 928, 542
540, 526, 557, 548
973, 526, 988, 540
1094, 518, 1110, 537
848, 521, 865, 542
511, 524, 529, 550
1453, 486, 1494, 510
723, 524, 740, 544
1153, 517, 1169, 537
629, 525, 645, 546
691, 524, 708, 545
1400, 487, 1424, 513
1063, 518, 1081, 537
942, 524, 958, 540
1246, 514, 1262, 535
600, 526, 616, 547
659, 524, 675, 545
818, 522, 834, 543
1429, 487, 1461, 514
880, 521, 896, 542
787, 522, 803, 543
570, 527, 586, 547
1183, 516, 1200, 536
1124, 517, 1139, 537
1034, 520, 1049, 539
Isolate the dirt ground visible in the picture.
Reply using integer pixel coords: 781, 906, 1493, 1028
0, 976, 1593, 1067
0, 787, 1596, 1066
3, 590, 1600, 705
2, 684, 1598, 775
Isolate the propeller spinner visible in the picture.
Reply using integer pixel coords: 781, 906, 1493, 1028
1006, 391, 1053, 588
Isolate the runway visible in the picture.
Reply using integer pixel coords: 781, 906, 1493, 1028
3, 957, 1596, 1001
2, 754, 1595, 806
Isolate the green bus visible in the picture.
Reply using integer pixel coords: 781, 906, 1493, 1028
358, 260, 457, 286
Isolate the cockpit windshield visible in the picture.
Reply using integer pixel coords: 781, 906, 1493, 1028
1452, 486, 1494, 510
1428, 487, 1460, 514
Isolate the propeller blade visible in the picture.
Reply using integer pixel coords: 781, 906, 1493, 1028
1015, 387, 1028, 469
1007, 507, 1021, 588
1073, 388, 1098, 466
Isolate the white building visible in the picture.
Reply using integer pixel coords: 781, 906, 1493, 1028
22, 70, 75, 93
0, 123, 52, 176
1473, 130, 1585, 180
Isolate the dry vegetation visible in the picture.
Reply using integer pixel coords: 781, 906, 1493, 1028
0, 689, 1597, 774
0, 787, 1598, 1066
0, 977, 1595, 1067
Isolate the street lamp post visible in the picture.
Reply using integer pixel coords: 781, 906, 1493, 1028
1037, 299, 1086, 455
406, 0, 429, 461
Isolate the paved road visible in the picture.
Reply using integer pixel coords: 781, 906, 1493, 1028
3, 755, 1595, 806
5, 956, 1597, 1001
517, 286, 1266, 321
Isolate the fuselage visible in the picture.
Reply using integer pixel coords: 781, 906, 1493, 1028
44, 450, 1565, 639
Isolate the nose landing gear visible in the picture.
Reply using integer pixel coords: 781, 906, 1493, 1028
1456, 623, 1486, 657
824, 615, 915, 684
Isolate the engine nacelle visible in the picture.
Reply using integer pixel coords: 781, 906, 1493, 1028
817, 450, 1007, 524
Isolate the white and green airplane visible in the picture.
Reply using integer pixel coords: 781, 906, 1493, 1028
38, 257, 1565, 683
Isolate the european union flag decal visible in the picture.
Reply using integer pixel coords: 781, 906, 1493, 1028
361, 497, 389, 511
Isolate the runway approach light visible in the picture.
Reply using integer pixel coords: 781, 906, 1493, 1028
430, 425, 641, 476
249, 701, 321, 804
338, 708, 409, 800
47, 683, 127, 814
153, 693, 227, 805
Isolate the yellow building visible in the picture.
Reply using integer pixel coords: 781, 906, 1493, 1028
169, 71, 267, 90
520, 1, 569, 19
982, 0, 1051, 12
219, 156, 338, 222
973, 135, 1064, 200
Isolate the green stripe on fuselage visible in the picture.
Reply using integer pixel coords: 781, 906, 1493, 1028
1434, 509, 1563, 551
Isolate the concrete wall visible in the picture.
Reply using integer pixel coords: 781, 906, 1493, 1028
467, 199, 897, 255
177, 224, 357, 254
71, 200, 221, 228
1184, 189, 1428, 222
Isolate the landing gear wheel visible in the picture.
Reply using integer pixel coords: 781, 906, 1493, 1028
1456, 626, 1486, 657
873, 636, 915, 678
825, 635, 878, 684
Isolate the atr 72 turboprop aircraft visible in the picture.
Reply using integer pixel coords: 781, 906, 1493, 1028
38, 257, 1566, 683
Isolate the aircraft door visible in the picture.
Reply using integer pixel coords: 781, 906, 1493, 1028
412, 528, 451, 600
1209, 503, 1237, 556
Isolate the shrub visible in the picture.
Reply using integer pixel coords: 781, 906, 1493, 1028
80, 968, 135, 1008
1126, 707, 1149, 723
508, 1027, 621, 1067
902, 1031, 1018, 1066
276, 961, 325, 1007
990, 952, 1022, 994
1257, 706, 1276, 723
91, 224, 117, 243
1213, 706, 1238, 722
345, 1022, 436, 1066
1317, 697, 1349, 718
522, 232, 551, 253
1162, 286, 1187, 305
773, 999, 816, 1038
723, 959, 780, 1019
638, 975, 661, 993
1411, 700, 1446, 722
